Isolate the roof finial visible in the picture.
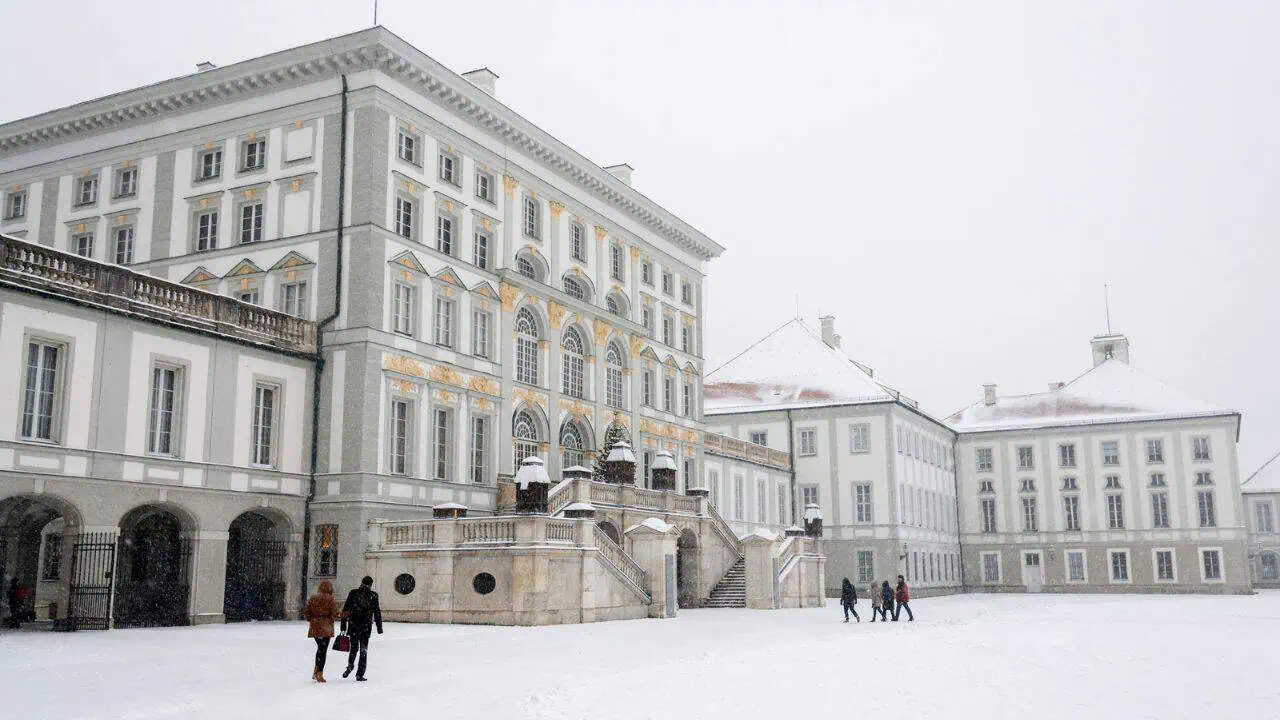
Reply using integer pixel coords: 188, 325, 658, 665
373, 0, 378, 25
1104, 283, 1112, 335
796, 295, 801, 320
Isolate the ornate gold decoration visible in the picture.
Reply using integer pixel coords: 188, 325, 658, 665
643, 294, 654, 305
538, 441, 551, 451
243, 188, 255, 200
385, 355, 427, 378
188, 270, 215, 283
289, 178, 303, 192
286, 270, 297, 283
621, 368, 633, 376
116, 215, 126, 226
502, 175, 518, 196
443, 286, 455, 298
593, 226, 608, 242
559, 399, 591, 418
248, 131, 257, 140
683, 430, 701, 444
429, 365, 464, 387
480, 217, 493, 231
434, 389, 456, 406
499, 282, 518, 311
199, 198, 211, 209
628, 246, 641, 262
629, 334, 645, 355
514, 387, 548, 409
549, 201, 564, 219
537, 340, 549, 350
611, 411, 630, 428
401, 269, 413, 282
547, 301, 567, 330
403, 179, 417, 193
473, 397, 495, 413
240, 278, 250, 290
684, 446, 696, 457
468, 376, 501, 396
442, 200, 455, 213
390, 378, 419, 396
479, 298, 490, 311
294, 120, 303, 129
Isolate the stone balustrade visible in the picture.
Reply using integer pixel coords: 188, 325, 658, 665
368, 514, 589, 551
702, 431, 791, 471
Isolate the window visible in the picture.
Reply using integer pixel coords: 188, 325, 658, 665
1145, 438, 1164, 464
856, 550, 874, 583
981, 498, 998, 533
41, 535, 63, 581
475, 170, 494, 203
21, 341, 62, 442
1149, 472, 1166, 487
515, 308, 539, 385
392, 282, 415, 336
239, 201, 265, 243
1201, 549, 1222, 581
777, 485, 788, 525
1101, 441, 1120, 466
683, 459, 695, 491
198, 148, 223, 180
642, 260, 653, 286
561, 328, 586, 399
642, 451, 652, 485
282, 281, 308, 319
1062, 476, 1078, 491
394, 197, 414, 239
472, 309, 490, 359
436, 214, 454, 255
1058, 443, 1076, 468
855, 484, 873, 523
4, 189, 27, 220
1016, 446, 1034, 470
241, 138, 266, 171
1264, 553, 1280, 580
1155, 549, 1175, 582
114, 166, 139, 198
251, 383, 278, 467
976, 447, 993, 472
73, 232, 94, 259
798, 428, 817, 456
437, 151, 458, 185
571, 223, 586, 262
433, 409, 451, 481
682, 382, 691, 417
1195, 471, 1213, 486
982, 552, 1000, 583
1255, 502, 1275, 534
473, 231, 490, 269
681, 324, 691, 353
1063, 495, 1081, 531
563, 277, 585, 300
757, 479, 766, 522
1067, 550, 1086, 583
512, 411, 539, 467
1106, 494, 1124, 529
239, 289, 260, 305
979, 479, 994, 493
1104, 475, 1122, 489
605, 344, 624, 409
641, 369, 653, 407
681, 281, 693, 305
388, 398, 411, 475
195, 209, 219, 251
1197, 491, 1216, 528
662, 316, 673, 346
147, 365, 182, 456
606, 295, 623, 318
801, 485, 819, 508
1022, 497, 1038, 532
396, 129, 418, 165
709, 470, 721, 507
522, 196, 539, 238
1020, 478, 1036, 493
1151, 492, 1170, 529
1191, 436, 1212, 461
849, 423, 870, 453
113, 226, 134, 264
315, 525, 338, 577
662, 376, 673, 412
662, 271, 673, 296
749, 430, 768, 446
434, 296, 454, 347
641, 307, 653, 334
610, 245, 627, 280
734, 475, 745, 520
75, 175, 99, 206
1110, 551, 1130, 582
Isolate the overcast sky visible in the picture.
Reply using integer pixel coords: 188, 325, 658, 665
6, 1, 1278, 472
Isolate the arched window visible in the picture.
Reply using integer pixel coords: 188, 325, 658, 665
560, 421, 585, 469
515, 308, 539, 385
513, 411, 540, 466
606, 343, 625, 409
517, 256, 537, 280
563, 277, 584, 300
606, 292, 629, 319
606, 296, 620, 316
561, 327, 585, 399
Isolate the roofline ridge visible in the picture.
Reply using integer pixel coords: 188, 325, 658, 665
705, 317, 798, 378
1244, 448, 1280, 485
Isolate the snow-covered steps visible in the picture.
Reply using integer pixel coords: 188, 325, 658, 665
704, 558, 747, 608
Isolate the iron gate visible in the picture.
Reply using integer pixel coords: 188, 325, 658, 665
113, 537, 192, 628
66, 532, 117, 631
225, 540, 288, 622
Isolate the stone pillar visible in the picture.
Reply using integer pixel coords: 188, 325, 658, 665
188, 530, 229, 625
624, 518, 678, 618
742, 531, 776, 610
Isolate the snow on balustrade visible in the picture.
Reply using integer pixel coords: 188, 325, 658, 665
701, 430, 791, 471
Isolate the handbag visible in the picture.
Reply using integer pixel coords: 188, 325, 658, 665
333, 634, 350, 652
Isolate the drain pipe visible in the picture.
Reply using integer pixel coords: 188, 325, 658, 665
785, 408, 798, 526
300, 74, 349, 613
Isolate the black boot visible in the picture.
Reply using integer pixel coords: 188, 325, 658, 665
342, 666, 353, 679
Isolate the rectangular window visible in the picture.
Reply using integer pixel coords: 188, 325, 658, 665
1059, 443, 1076, 468
397, 130, 417, 164
798, 428, 817, 456
1104, 475, 1122, 489
114, 166, 139, 198
239, 201, 264, 244
662, 316, 673, 346
388, 398, 410, 475
1195, 471, 1213, 486
1197, 491, 1216, 528
470, 416, 488, 484
641, 370, 653, 407
5, 189, 27, 220
475, 170, 493, 202
981, 498, 998, 533
663, 376, 673, 412
1022, 496, 1038, 532
241, 138, 266, 171
395, 197, 414, 239
682, 383, 691, 417
195, 209, 219, 251
850, 424, 870, 453
1101, 441, 1120, 466
610, 245, 624, 281
21, 341, 62, 442
251, 383, 278, 467
147, 365, 182, 456
642, 261, 653, 285
681, 325, 691, 353
73, 232, 94, 259
436, 214, 453, 255
472, 310, 490, 358
856, 550, 874, 584
976, 447, 993, 471
199, 148, 223, 180
473, 231, 490, 269
757, 479, 766, 522
1201, 549, 1222, 581
734, 475, 745, 520
282, 281, 308, 319
1256, 502, 1275, 534
1110, 551, 1130, 582
662, 271, 673, 296
392, 283, 414, 336
41, 535, 63, 581
1191, 436, 1212, 461
982, 552, 1000, 583
1151, 492, 1170, 529
801, 485, 819, 508
708, 470, 720, 508
523, 196, 539, 238
437, 152, 458, 185
681, 281, 693, 305
315, 524, 338, 577
855, 483, 873, 523
1145, 438, 1164, 464
1155, 550, 1175, 582
1106, 494, 1125, 529
1067, 550, 1086, 582
433, 408, 450, 481
76, 175, 99, 206
113, 226, 135, 264
749, 430, 768, 446
434, 296, 454, 347
239, 289, 260, 305
1149, 472, 1166, 487
1016, 446, 1034, 470
777, 485, 788, 525
1061, 494, 1080, 531
1062, 477, 1078, 491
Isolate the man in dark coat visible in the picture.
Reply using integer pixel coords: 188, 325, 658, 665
839, 578, 860, 623
340, 576, 383, 681
894, 575, 914, 621
880, 580, 895, 619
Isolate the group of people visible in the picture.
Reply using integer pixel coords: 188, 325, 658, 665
839, 575, 914, 623
304, 576, 384, 683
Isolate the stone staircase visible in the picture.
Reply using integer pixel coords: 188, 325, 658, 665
704, 558, 747, 608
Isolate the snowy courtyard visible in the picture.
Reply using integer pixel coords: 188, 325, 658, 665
5, 592, 1279, 720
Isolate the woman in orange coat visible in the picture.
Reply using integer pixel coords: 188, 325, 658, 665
304, 580, 340, 682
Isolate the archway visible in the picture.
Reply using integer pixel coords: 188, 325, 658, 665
114, 504, 194, 628
0, 495, 81, 628
677, 529, 699, 609
224, 510, 291, 622
595, 520, 621, 546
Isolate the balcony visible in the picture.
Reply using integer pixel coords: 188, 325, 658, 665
0, 234, 316, 354
703, 431, 791, 471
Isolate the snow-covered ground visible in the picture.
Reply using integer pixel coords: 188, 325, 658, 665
5, 592, 1279, 720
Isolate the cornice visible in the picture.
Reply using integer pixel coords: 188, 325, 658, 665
0, 27, 724, 262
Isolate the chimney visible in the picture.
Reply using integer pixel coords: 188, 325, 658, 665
819, 315, 836, 348
832, 333, 842, 349
196, 61, 217, 72
603, 164, 634, 185
461, 68, 499, 97
1048, 382, 1065, 391
983, 384, 998, 406
1090, 333, 1130, 367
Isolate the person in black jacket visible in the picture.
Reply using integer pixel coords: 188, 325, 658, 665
880, 580, 895, 620
340, 576, 383, 681
839, 578, 860, 623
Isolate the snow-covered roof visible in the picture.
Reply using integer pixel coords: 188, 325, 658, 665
1243, 451, 1280, 494
947, 359, 1237, 434
705, 319, 900, 413
626, 518, 675, 535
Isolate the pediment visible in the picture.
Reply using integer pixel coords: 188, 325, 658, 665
270, 250, 315, 271
181, 266, 218, 284
225, 259, 264, 278
389, 250, 428, 275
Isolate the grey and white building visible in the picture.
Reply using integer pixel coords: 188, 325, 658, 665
1242, 451, 1280, 588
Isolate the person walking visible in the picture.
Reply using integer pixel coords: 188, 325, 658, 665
304, 580, 340, 683
894, 575, 914, 621
868, 580, 885, 622
4, 578, 19, 628
341, 576, 383, 681
839, 578, 860, 623
880, 580, 895, 621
